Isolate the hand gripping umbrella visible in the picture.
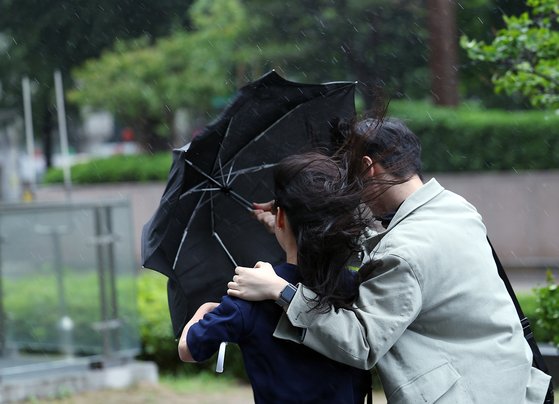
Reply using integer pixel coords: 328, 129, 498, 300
141, 71, 356, 337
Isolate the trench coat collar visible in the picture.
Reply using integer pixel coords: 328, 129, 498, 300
387, 178, 444, 230
363, 178, 445, 250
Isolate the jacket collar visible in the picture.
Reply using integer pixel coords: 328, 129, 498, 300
385, 178, 444, 230
361, 179, 445, 259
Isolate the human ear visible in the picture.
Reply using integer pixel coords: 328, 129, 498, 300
362, 156, 375, 175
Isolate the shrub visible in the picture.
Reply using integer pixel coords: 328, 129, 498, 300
518, 292, 549, 344
534, 271, 559, 346
136, 270, 178, 371
43, 153, 172, 184
388, 101, 559, 172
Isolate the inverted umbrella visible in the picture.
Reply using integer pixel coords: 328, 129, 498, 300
141, 71, 356, 337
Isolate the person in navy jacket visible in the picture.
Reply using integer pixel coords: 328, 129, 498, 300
178, 152, 373, 404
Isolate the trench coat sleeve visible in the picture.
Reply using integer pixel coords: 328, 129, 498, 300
274, 255, 422, 370
525, 367, 552, 404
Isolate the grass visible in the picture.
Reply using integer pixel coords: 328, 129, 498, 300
159, 371, 243, 393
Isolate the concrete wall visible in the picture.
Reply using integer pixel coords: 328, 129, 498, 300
34, 171, 559, 271
433, 171, 559, 269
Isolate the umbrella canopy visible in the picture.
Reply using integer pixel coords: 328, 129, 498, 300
141, 71, 356, 336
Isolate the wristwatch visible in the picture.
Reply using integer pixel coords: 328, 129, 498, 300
275, 283, 298, 308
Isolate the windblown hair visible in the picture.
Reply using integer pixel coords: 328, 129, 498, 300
335, 117, 424, 204
273, 152, 371, 311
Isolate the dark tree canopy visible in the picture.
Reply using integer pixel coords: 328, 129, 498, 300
0, 0, 192, 163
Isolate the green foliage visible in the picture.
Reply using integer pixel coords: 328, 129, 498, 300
242, 0, 429, 106
68, 0, 252, 149
518, 292, 549, 343
462, 0, 559, 109
0, 0, 192, 162
160, 371, 240, 392
457, 1, 531, 108
43, 153, 172, 184
3, 271, 138, 353
534, 271, 559, 346
389, 100, 559, 172
136, 270, 178, 371
0, 0, 189, 80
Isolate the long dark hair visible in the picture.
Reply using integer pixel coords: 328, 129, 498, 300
273, 152, 371, 311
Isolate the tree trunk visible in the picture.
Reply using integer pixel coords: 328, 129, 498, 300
427, 0, 459, 106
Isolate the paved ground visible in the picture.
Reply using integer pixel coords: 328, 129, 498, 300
36, 382, 388, 404
37, 382, 255, 404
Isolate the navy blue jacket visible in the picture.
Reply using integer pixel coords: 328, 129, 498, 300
187, 262, 371, 403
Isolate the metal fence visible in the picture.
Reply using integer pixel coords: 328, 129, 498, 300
0, 199, 140, 379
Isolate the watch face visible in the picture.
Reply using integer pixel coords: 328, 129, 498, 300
276, 284, 297, 307
281, 284, 297, 302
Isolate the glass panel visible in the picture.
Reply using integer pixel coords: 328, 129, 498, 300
0, 200, 140, 376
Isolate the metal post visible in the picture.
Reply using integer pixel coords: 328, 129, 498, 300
92, 205, 122, 360
0, 231, 5, 357
54, 70, 72, 196
35, 224, 74, 358
22, 77, 36, 191
104, 206, 120, 352
52, 231, 66, 315
94, 206, 110, 358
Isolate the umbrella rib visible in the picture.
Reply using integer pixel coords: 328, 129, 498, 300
172, 189, 216, 270
226, 162, 234, 185
227, 163, 278, 182
217, 153, 225, 184
173, 229, 189, 270
213, 231, 238, 267
209, 187, 237, 267
181, 187, 221, 197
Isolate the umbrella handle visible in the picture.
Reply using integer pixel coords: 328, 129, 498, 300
216, 342, 228, 373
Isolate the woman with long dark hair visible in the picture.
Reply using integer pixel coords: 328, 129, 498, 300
178, 152, 372, 404
271, 152, 373, 312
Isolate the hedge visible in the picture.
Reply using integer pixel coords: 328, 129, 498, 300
43, 153, 172, 184
388, 101, 559, 172
43, 102, 559, 185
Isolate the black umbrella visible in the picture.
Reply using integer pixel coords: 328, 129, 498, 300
141, 71, 356, 337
